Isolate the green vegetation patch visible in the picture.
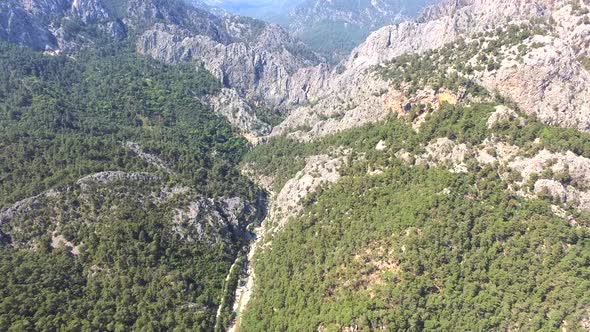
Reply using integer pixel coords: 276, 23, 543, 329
243, 160, 590, 331
242, 58, 590, 328
0, 41, 254, 208
0, 41, 260, 331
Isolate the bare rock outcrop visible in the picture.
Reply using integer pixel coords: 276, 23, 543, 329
0, 1, 58, 51
509, 149, 590, 187
0, 189, 63, 226
268, 154, 345, 232
204, 88, 271, 138
136, 21, 324, 109
477, 35, 590, 131
124, 141, 173, 173
70, 0, 109, 24
173, 196, 256, 243
416, 137, 470, 172
271, 72, 391, 141
487, 105, 523, 129
475, 137, 521, 165
534, 179, 590, 211
77, 171, 160, 190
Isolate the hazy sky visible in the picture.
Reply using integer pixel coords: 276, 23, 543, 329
206, 0, 290, 5
205, 0, 300, 9
204, 0, 303, 18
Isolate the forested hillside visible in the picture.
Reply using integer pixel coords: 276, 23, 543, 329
0, 40, 261, 331
0, 41, 256, 205
242, 100, 590, 331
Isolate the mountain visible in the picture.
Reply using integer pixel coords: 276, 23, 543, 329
0, 38, 267, 330
235, 0, 590, 330
201, 0, 303, 19
196, 0, 436, 63
288, 0, 436, 62
0, 1, 272, 329
0, 0, 327, 140
275, 0, 590, 140
2, 0, 590, 331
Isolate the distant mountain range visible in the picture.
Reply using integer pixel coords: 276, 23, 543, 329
197, 0, 304, 20
196, 0, 436, 63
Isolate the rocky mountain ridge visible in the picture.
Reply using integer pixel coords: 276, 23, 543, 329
5, 0, 590, 142
0, 0, 327, 137
274, 0, 590, 141
230, 3, 590, 327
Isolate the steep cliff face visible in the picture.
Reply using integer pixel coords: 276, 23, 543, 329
477, 35, 590, 131
209, 0, 436, 63
136, 19, 323, 108
0, 0, 122, 52
341, 0, 581, 75
0, 1, 58, 51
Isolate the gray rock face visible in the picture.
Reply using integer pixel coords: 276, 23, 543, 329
0, 190, 59, 226
204, 88, 271, 138
487, 105, 523, 129
534, 179, 590, 212
416, 137, 470, 173
510, 149, 590, 189
477, 35, 590, 131
268, 153, 345, 232
272, 71, 391, 141
337, 0, 582, 85
0, 1, 58, 51
76, 171, 161, 190
70, 0, 110, 23
136, 18, 323, 109
0, 0, 113, 51
172, 196, 256, 243
20, 0, 71, 18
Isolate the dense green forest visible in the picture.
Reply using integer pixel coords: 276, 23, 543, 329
243, 160, 590, 331
0, 41, 256, 207
239, 21, 590, 329
298, 21, 370, 64
0, 179, 254, 331
0, 41, 260, 331
242, 101, 590, 331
